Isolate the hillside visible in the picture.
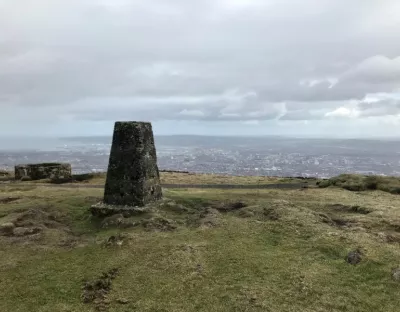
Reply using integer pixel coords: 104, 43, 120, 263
1, 173, 400, 311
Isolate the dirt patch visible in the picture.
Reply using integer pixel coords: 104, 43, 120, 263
13, 209, 67, 230
141, 216, 177, 232
319, 213, 356, 228
0, 196, 21, 204
81, 268, 120, 312
262, 207, 281, 221
238, 209, 255, 218
386, 233, 400, 243
0, 208, 77, 247
326, 204, 372, 215
377, 232, 400, 244
380, 220, 400, 233
103, 234, 126, 248
198, 208, 221, 228
213, 201, 247, 212
0, 222, 15, 235
12, 226, 42, 236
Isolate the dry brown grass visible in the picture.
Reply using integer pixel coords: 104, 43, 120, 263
3, 170, 313, 186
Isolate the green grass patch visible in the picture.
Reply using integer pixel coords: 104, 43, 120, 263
0, 186, 400, 311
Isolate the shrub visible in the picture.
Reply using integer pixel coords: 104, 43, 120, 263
364, 176, 379, 190
318, 174, 400, 195
317, 180, 332, 188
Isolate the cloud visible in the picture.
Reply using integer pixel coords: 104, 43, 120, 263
178, 109, 205, 117
325, 107, 359, 119
0, 0, 400, 136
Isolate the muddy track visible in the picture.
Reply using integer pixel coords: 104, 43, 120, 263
0, 182, 312, 190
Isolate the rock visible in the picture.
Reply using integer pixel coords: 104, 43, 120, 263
81, 268, 119, 310
0, 170, 10, 176
392, 268, 400, 281
0, 222, 15, 235
101, 214, 125, 228
346, 249, 363, 265
105, 234, 125, 247
0, 196, 21, 204
12, 227, 42, 237
14, 163, 72, 181
141, 216, 177, 231
116, 298, 130, 305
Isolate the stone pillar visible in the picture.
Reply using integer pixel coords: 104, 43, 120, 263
103, 121, 162, 207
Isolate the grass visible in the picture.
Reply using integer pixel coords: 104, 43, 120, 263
1, 180, 400, 311
2, 170, 315, 186
318, 174, 400, 194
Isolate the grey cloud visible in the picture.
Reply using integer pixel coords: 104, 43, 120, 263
1, 0, 400, 125
357, 98, 400, 117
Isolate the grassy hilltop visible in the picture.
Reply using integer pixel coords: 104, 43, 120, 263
1, 172, 400, 311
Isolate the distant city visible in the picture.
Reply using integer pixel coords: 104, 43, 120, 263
1, 135, 400, 178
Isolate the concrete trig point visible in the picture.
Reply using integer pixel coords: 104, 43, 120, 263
91, 121, 163, 216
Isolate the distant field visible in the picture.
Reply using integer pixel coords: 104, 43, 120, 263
0, 183, 400, 311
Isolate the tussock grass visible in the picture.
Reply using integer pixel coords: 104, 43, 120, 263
0, 185, 400, 311
318, 174, 400, 194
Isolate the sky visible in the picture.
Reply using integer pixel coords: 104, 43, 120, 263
1, 0, 400, 138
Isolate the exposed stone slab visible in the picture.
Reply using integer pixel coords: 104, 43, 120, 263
90, 201, 150, 217
90, 196, 170, 217
14, 163, 72, 181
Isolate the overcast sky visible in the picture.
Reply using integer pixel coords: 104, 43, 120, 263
1, 0, 400, 138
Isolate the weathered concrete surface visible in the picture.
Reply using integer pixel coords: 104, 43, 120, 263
14, 163, 72, 181
0, 169, 10, 177
102, 121, 162, 207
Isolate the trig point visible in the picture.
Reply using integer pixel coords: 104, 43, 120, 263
91, 121, 163, 216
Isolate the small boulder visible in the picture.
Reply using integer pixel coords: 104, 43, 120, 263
141, 216, 177, 231
346, 249, 363, 265
0, 222, 15, 235
392, 268, 400, 281
105, 234, 125, 247
101, 214, 125, 228
116, 298, 130, 305
12, 226, 42, 237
